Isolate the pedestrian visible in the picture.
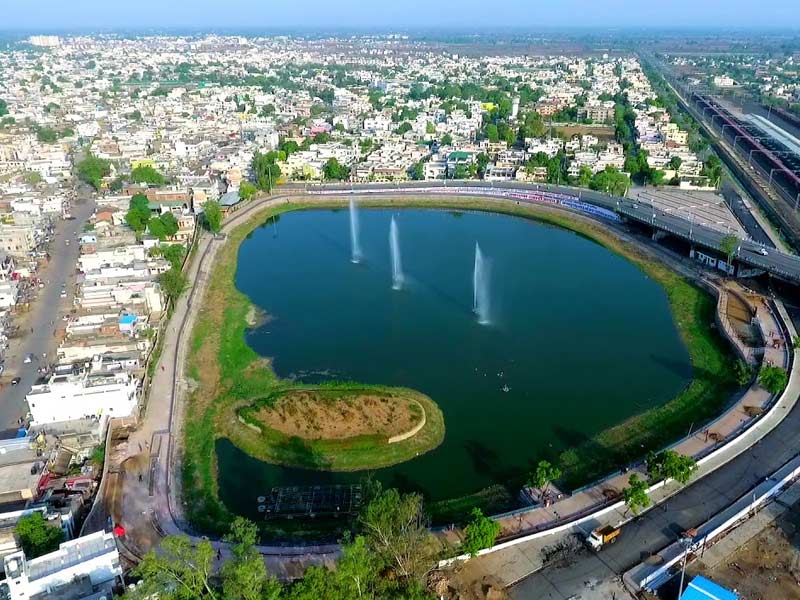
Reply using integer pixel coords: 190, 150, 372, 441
161, 365, 165, 371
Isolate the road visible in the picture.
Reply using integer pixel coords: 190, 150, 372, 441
0, 192, 95, 434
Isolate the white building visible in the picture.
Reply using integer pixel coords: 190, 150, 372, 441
3, 530, 121, 600
26, 370, 138, 426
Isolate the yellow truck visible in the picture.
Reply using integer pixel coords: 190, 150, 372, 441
586, 525, 621, 550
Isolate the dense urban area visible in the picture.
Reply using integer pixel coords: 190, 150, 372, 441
0, 27, 798, 600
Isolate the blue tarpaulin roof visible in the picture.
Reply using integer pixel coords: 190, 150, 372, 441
680, 576, 738, 600
119, 315, 137, 325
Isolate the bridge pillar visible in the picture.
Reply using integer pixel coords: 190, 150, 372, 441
652, 230, 667, 242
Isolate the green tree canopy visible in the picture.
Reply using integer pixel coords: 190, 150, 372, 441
622, 473, 650, 515
131, 165, 166, 186
461, 508, 500, 556
409, 161, 425, 181
719, 234, 740, 267
323, 158, 350, 181
239, 181, 257, 201
15, 513, 65, 559
759, 365, 788, 395
646, 450, 697, 485
76, 154, 111, 190
590, 166, 630, 196
0, 98, 7, 116
202, 200, 223, 234
358, 485, 436, 582
147, 216, 167, 240
527, 460, 562, 494
440, 133, 453, 146
161, 244, 186, 269
158, 268, 187, 302
125, 193, 151, 232
126, 535, 215, 600
160, 211, 179, 238
251, 151, 281, 191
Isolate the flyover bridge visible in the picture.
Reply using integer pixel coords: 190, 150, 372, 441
301, 181, 800, 285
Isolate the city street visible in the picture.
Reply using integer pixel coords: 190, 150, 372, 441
0, 191, 95, 433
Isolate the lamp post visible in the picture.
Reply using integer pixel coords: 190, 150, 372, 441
678, 534, 693, 598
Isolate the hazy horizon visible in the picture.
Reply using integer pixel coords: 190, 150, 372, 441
3, 0, 800, 31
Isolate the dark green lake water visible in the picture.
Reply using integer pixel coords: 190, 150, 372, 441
217, 208, 691, 518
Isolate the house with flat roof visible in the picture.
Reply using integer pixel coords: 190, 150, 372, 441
2, 530, 121, 600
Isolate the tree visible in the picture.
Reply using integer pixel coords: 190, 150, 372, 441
759, 365, 788, 395
24, 171, 42, 186
395, 122, 412, 135
125, 193, 152, 233
147, 216, 167, 240
527, 460, 562, 494
719, 234, 739, 271
161, 244, 186, 269
160, 211, 179, 238
461, 508, 500, 556
323, 158, 350, 181
251, 151, 281, 191
646, 450, 697, 485
202, 200, 222, 234
127, 535, 216, 600
358, 485, 436, 582
649, 169, 666, 186
408, 162, 425, 181
668, 156, 683, 171
221, 517, 281, 600
440, 133, 453, 146
576, 165, 593, 188
159, 268, 187, 302
131, 165, 166, 186
75, 153, 111, 190
622, 474, 650, 515
239, 181, 257, 201
590, 166, 630, 196
0, 98, 7, 116
484, 123, 499, 143
425, 122, 435, 135
15, 513, 65, 559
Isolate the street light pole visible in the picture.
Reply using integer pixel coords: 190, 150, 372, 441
678, 536, 692, 598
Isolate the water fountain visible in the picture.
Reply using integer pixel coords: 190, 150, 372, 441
349, 198, 362, 264
473, 242, 491, 325
390, 216, 404, 290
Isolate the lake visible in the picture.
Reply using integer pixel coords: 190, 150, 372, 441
217, 207, 691, 518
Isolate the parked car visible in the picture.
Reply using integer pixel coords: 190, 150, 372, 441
11, 377, 21, 385
758, 247, 769, 256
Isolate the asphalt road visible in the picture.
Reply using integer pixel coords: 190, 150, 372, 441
0, 193, 95, 434
719, 179, 774, 247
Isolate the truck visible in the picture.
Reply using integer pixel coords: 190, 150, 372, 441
586, 525, 621, 551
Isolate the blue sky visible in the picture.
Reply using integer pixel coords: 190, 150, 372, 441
2, 0, 799, 30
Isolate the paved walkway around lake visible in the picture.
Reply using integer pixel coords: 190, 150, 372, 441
96, 189, 797, 582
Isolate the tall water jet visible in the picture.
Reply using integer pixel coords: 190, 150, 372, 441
349, 198, 362, 264
390, 216, 404, 290
473, 242, 491, 325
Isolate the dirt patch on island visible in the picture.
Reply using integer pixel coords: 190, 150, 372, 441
253, 391, 424, 440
